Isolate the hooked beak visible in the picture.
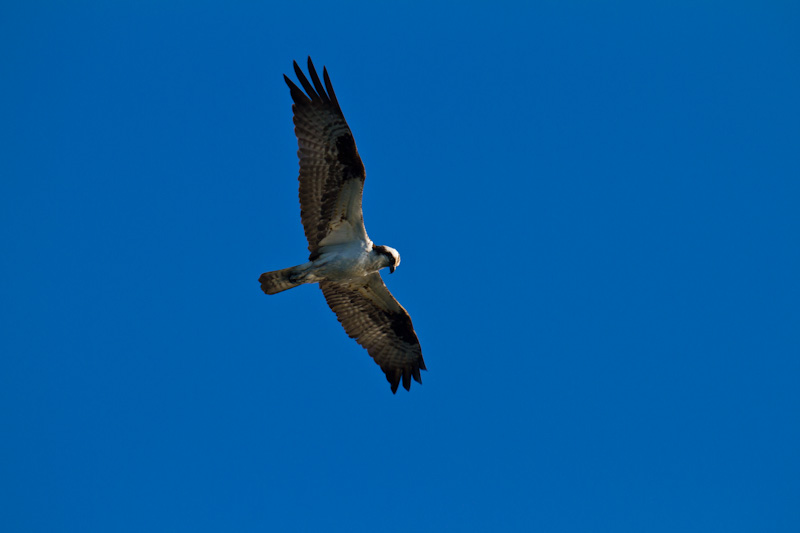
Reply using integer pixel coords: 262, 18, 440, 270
389, 265, 396, 274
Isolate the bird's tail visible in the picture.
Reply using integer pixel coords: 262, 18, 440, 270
259, 265, 304, 295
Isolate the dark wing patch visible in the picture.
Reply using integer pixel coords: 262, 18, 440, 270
319, 274, 426, 393
284, 57, 366, 254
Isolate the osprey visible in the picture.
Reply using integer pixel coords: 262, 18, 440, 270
259, 58, 426, 393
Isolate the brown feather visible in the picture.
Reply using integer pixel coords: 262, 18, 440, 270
319, 274, 425, 393
284, 58, 366, 255
278, 59, 426, 393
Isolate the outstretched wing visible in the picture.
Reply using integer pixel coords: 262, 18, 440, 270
284, 58, 368, 255
320, 273, 426, 393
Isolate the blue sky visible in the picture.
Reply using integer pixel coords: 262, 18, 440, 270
2, 2, 799, 531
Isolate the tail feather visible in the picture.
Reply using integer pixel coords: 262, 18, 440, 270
259, 266, 302, 295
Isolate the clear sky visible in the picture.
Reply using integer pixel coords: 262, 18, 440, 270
2, 2, 799, 532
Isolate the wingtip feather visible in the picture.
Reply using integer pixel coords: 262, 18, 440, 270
322, 66, 340, 109
305, 57, 329, 104
292, 60, 318, 100
402, 369, 411, 391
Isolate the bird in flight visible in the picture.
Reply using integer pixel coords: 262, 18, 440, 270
259, 58, 426, 393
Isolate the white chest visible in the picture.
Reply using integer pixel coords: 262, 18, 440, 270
312, 242, 380, 281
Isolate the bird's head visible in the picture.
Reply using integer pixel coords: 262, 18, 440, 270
373, 244, 401, 274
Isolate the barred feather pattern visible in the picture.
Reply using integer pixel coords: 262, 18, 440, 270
320, 274, 425, 393
284, 58, 367, 255
258, 266, 302, 295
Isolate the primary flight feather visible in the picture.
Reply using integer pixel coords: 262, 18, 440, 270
259, 58, 426, 393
